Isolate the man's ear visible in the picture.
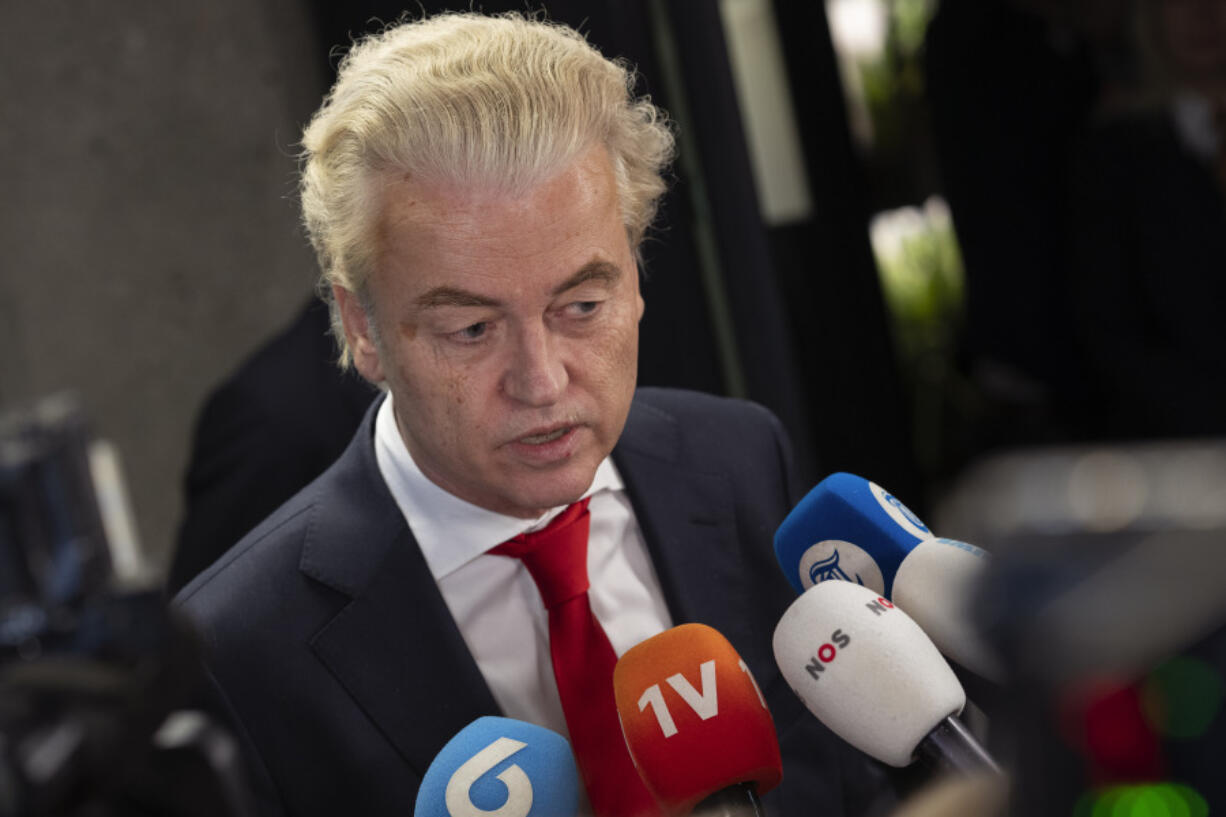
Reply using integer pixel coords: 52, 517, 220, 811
634, 263, 645, 323
333, 284, 385, 384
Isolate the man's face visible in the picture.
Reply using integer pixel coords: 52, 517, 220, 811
336, 144, 644, 518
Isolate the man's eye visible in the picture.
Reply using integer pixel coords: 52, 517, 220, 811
453, 322, 489, 341
569, 301, 601, 317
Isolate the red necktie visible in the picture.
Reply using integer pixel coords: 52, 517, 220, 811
491, 499, 658, 817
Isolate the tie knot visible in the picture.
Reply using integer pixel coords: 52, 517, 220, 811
491, 498, 592, 608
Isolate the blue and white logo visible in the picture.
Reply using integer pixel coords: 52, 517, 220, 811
415, 717, 578, 817
797, 540, 885, 595
935, 537, 987, 559
868, 481, 931, 541
446, 737, 532, 817
810, 550, 861, 585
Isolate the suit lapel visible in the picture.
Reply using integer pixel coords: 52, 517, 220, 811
613, 395, 761, 653
297, 400, 501, 779
613, 392, 810, 771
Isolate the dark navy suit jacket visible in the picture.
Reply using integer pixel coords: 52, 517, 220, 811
176, 387, 891, 817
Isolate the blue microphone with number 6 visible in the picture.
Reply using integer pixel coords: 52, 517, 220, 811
415, 716, 580, 817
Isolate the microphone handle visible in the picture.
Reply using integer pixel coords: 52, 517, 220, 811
916, 715, 1002, 776
691, 782, 766, 817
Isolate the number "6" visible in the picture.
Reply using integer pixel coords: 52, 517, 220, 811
444, 737, 534, 817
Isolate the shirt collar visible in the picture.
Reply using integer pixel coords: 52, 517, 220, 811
373, 393, 624, 580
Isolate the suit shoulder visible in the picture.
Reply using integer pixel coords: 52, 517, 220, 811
632, 387, 787, 445
626, 388, 793, 496
634, 386, 781, 421
174, 418, 390, 638
173, 484, 329, 637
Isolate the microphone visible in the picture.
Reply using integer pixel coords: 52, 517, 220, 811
414, 716, 579, 817
613, 623, 782, 816
893, 537, 1001, 681
773, 472, 932, 597
774, 472, 1001, 680
772, 580, 999, 775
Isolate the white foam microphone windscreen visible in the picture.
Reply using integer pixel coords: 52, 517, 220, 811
772, 580, 966, 767
892, 538, 1002, 681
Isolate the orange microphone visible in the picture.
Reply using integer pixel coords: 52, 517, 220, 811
613, 624, 783, 816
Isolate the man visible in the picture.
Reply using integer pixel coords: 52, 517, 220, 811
177, 12, 891, 817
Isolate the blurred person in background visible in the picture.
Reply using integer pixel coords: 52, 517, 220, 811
1068, 0, 1226, 438
170, 297, 375, 593
924, 0, 1120, 445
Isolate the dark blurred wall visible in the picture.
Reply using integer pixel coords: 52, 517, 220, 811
0, 0, 325, 566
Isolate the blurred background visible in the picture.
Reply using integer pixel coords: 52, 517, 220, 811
5, 0, 1225, 567
2, 0, 1224, 813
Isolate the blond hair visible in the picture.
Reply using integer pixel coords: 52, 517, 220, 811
299, 12, 675, 366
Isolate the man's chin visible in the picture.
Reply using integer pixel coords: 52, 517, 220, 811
498, 466, 600, 519
505, 488, 591, 519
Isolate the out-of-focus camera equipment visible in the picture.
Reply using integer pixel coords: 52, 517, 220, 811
0, 394, 255, 817
938, 439, 1226, 816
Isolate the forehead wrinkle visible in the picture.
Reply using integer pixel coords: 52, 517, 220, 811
379, 149, 616, 250
380, 194, 563, 275
373, 146, 630, 310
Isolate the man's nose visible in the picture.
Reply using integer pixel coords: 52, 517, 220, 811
502, 321, 567, 406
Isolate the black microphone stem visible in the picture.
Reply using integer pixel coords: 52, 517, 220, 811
917, 715, 1002, 776
691, 782, 766, 817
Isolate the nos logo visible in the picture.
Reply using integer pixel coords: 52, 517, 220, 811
804, 629, 851, 681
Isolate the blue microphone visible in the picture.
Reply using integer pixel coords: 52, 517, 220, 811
774, 472, 932, 597
414, 716, 580, 817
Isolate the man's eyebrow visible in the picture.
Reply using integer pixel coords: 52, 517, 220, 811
551, 260, 622, 296
414, 261, 623, 309
414, 288, 501, 309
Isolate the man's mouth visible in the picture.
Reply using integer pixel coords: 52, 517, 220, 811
518, 426, 572, 445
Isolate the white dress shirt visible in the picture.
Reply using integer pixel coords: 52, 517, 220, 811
373, 394, 674, 741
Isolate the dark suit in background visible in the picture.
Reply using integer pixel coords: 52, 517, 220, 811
176, 388, 894, 817
1069, 110, 1226, 438
169, 298, 375, 594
